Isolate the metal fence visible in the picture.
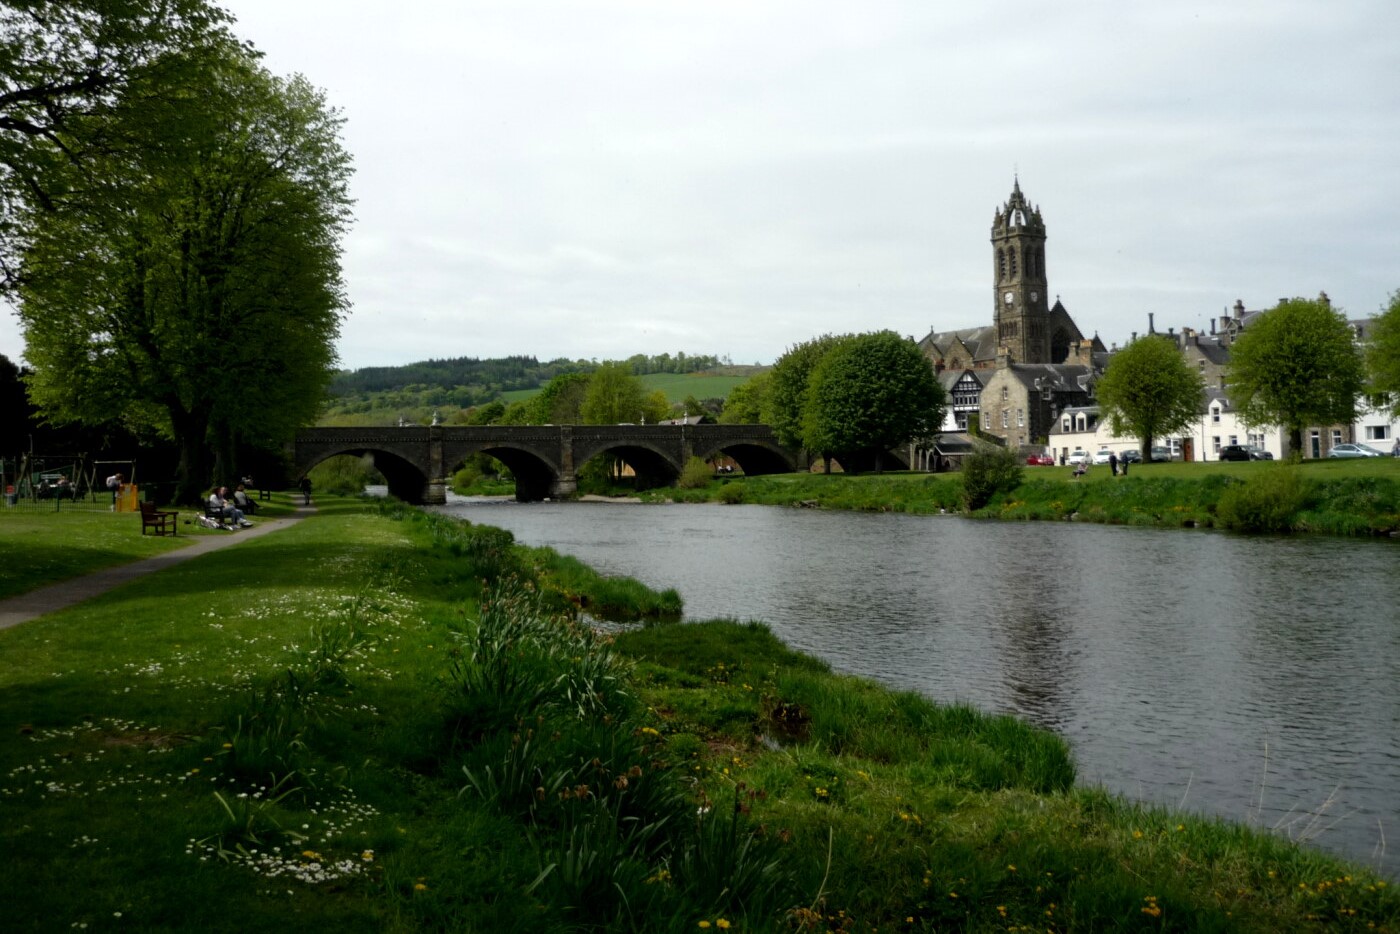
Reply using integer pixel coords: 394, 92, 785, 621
1, 490, 125, 514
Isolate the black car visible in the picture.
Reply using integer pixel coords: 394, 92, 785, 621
1218, 444, 1252, 462
1120, 449, 1142, 464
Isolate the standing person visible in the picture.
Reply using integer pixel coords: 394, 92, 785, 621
106, 471, 124, 508
1108, 451, 1118, 476
299, 476, 312, 505
1393, 439, 1400, 458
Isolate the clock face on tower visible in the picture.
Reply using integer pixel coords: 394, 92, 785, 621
1030, 291, 1038, 302
1003, 291, 1014, 304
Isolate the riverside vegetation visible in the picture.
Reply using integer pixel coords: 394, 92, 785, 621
653, 455, 1400, 538
1, 498, 1396, 932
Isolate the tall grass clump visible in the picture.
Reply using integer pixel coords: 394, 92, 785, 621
451, 578, 796, 929
1216, 466, 1311, 533
960, 444, 1024, 511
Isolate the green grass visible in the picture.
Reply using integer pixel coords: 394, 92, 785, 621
1, 499, 1395, 932
652, 459, 1400, 536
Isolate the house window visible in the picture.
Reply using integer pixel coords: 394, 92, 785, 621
1017, 408, 1024, 427
1212, 436, 1221, 454
1229, 435, 1237, 446
1001, 410, 1008, 429
1062, 418, 1071, 432
1248, 432, 1265, 447
1331, 429, 1343, 447
1001, 387, 1008, 402
1210, 407, 1221, 424
1366, 425, 1391, 441
1198, 359, 1206, 371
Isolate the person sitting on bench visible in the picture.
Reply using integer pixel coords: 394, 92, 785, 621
208, 486, 252, 528
232, 482, 258, 515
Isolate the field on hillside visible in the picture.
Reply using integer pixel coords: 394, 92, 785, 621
500, 370, 755, 406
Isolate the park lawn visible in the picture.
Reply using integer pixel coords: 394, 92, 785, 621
0, 498, 1395, 932
0, 493, 305, 601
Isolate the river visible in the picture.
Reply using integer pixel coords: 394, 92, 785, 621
434, 496, 1399, 876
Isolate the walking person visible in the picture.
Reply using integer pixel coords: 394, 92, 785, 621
1108, 451, 1118, 476
299, 476, 312, 505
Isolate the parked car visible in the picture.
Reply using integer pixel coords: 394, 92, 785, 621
1026, 453, 1055, 466
1120, 449, 1142, 464
1149, 446, 1173, 463
1066, 449, 1090, 466
1218, 444, 1252, 462
1327, 443, 1384, 458
1092, 449, 1114, 465
1246, 446, 1274, 460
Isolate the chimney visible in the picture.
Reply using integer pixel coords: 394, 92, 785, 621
1148, 312, 1156, 334
1210, 318, 1216, 336
996, 346, 1011, 369
1233, 299, 1245, 321
1319, 291, 1330, 307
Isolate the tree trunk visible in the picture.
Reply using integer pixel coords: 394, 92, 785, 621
170, 407, 210, 504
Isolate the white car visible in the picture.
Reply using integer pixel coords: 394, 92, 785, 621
1092, 449, 1114, 465
1067, 449, 1090, 466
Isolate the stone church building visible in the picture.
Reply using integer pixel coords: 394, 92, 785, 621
918, 179, 1106, 449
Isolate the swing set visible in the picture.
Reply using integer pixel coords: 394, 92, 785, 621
1, 454, 139, 513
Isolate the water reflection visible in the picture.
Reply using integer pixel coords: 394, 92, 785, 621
437, 498, 1398, 877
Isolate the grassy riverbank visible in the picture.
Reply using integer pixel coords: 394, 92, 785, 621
651, 458, 1400, 537
1, 499, 1395, 931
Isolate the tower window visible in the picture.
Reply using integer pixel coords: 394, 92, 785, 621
1009, 249, 1018, 278
998, 249, 1006, 281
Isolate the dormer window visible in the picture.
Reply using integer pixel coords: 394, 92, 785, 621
1211, 407, 1221, 424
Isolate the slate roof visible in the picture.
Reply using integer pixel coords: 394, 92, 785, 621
918, 325, 998, 364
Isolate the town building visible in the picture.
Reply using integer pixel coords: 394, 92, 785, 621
918, 179, 1105, 451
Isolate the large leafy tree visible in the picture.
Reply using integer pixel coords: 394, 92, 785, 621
1, 0, 235, 281
802, 330, 945, 472
718, 370, 771, 424
765, 334, 848, 448
580, 362, 665, 425
1366, 290, 1400, 417
1226, 296, 1364, 455
1094, 334, 1204, 457
15, 48, 353, 502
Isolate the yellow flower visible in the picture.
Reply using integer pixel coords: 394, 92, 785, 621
414, 883, 428, 892
698, 923, 711, 930
717, 921, 731, 930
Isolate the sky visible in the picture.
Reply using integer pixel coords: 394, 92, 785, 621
3, 0, 1398, 371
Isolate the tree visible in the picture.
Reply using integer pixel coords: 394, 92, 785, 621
1226, 296, 1365, 455
1094, 334, 1204, 458
15, 48, 352, 501
580, 363, 650, 424
1366, 290, 1400, 418
529, 372, 591, 424
801, 331, 946, 472
719, 371, 771, 424
1, 0, 235, 282
766, 334, 847, 448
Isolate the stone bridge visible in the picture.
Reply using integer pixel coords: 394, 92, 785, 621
292, 424, 806, 503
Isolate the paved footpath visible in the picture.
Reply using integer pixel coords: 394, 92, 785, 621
0, 503, 313, 631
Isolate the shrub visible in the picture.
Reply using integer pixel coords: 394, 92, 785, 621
678, 456, 714, 490
1216, 466, 1310, 533
960, 444, 1023, 511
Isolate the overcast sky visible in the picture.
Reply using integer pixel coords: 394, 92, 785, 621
3, 0, 1398, 371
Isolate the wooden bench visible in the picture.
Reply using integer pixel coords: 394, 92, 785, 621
139, 500, 178, 536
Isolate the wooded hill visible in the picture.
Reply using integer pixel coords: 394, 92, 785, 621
322, 353, 763, 425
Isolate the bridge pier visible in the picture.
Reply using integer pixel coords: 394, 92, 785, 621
423, 479, 447, 505
548, 471, 577, 500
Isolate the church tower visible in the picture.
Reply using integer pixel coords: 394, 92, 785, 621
991, 178, 1051, 364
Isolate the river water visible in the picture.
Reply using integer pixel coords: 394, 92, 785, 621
434, 497, 1399, 876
